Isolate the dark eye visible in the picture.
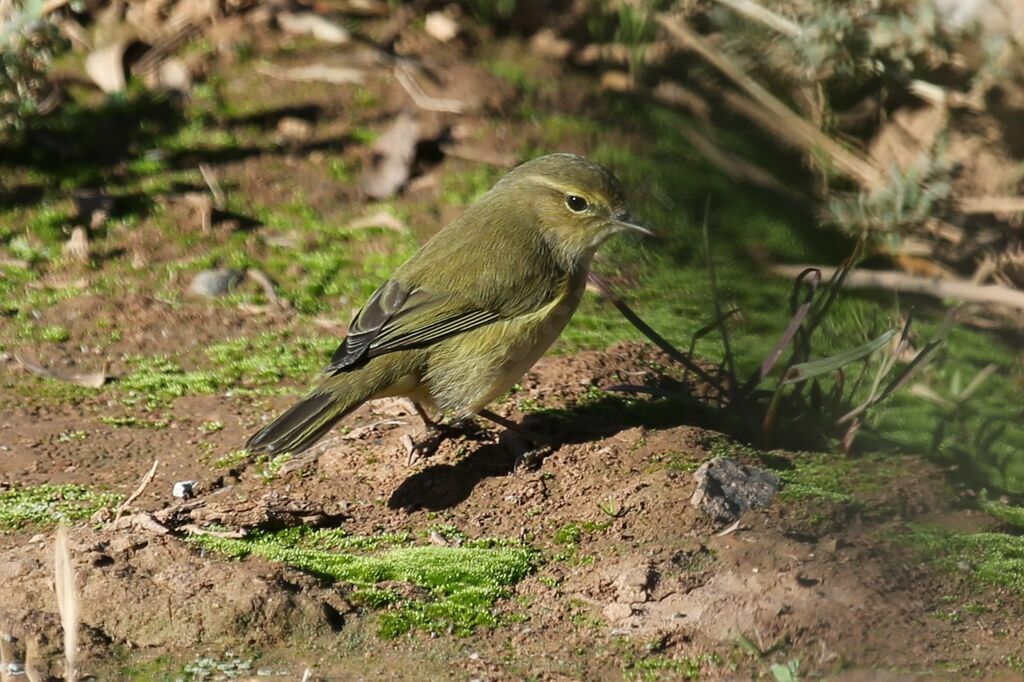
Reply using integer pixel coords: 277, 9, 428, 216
565, 194, 589, 212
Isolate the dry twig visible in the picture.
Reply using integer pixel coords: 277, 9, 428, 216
114, 459, 160, 522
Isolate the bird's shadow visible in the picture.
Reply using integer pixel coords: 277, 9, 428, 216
387, 392, 705, 511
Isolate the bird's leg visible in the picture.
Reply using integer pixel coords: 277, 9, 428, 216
476, 408, 555, 472
403, 401, 465, 466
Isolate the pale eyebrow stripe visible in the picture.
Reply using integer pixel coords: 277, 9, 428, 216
520, 174, 579, 196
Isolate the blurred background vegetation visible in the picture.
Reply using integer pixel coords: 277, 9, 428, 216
1, 0, 1023, 532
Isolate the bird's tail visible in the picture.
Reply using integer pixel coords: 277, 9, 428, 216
245, 374, 376, 456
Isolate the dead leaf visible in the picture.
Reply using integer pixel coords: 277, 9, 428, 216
359, 112, 421, 200
277, 11, 350, 44
15, 353, 107, 389
257, 62, 364, 85
425, 11, 459, 42
85, 38, 129, 93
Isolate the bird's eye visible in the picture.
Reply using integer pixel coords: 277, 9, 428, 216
565, 194, 589, 213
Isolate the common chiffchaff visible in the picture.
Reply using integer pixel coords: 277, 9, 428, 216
246, 153, 648, 457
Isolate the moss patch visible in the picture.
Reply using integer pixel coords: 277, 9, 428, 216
0, 484, 122, 529
907, 525, 1024, 594
191, 527, 537, 637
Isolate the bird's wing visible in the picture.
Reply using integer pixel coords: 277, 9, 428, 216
324, 279, 505, 374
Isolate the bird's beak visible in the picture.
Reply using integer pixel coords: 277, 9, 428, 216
612, 214, 655, 237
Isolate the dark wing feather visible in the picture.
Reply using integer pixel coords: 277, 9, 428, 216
325, 279, 503, 374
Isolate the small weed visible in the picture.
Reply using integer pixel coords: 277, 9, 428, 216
199, 420, 224, 434
769, 659, 801, 682
213, 449, 249, 469
57, 430, 87, 442
37, 324, 70, 343
100, 415, 171, 430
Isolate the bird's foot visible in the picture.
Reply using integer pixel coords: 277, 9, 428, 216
512, 444, 554, 473
403, 420, 468, 466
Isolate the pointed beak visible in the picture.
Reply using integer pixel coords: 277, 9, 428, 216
612, 214, 655, 237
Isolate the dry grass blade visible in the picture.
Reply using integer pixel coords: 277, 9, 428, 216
656, 14, 884, 191
14, 353, 107, 388
677, 123, 795, 195
772, 265, 1024, 310
54, 526, 78, 682
245, 268, 289, 310
199, 163, 225, 210
713, 0, 803, 38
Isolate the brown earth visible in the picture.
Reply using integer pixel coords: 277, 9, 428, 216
2, 335, 1023, 679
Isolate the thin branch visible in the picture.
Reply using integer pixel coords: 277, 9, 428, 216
394, 64, 465, 113
958, 196, 1024, 214
586, 272, 720, 387
772, 264, 1024, 311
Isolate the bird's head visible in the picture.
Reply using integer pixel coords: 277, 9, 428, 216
496, 153, 650, 267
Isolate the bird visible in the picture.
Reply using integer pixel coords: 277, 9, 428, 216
245, 153, 648, 463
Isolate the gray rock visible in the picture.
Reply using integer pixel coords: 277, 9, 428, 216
172, 480, 198, 499
690, 457, 779, 523
188, 269, 244, 297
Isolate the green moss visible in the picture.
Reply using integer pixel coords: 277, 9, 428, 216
906, 525, 1024, 594
207, 332, 334, 381
191, 527, 537, 638
118, 355, 221, 406
0, 484, 122, 529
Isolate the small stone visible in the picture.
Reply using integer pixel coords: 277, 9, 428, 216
690, 457, 780, 523
172, 480, 198, 499
188, 269, 244, 297
956, 560, 972, 572
425, 11, 459, 42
